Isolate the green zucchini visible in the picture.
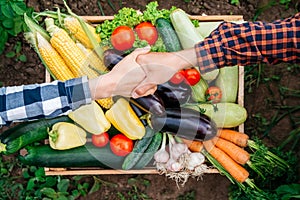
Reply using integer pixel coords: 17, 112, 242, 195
122, 126, 155, 170
0, 116, 72, 155
170, 9, 204, 49
191, 78, 209, 103
18, 144, 125, 168
186, 103, 247, 128
155, 18, 182, 52
215, 65, 239, 102
133, 132, 162, 169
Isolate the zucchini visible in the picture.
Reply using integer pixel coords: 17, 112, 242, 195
170, 9, 204, 49
186, 103, 247, 128
201, 69, 220, 82
18, 144, 125, 168
0, 116, 72, 155
155, 18, 182, 52
215, 65, 239, 103
191, 78, 209, 102
196, 21, 222, 38
133, 132, 162, 169
122, 126, 155, 170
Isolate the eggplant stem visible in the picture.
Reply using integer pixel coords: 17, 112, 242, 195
128, 99, 151, 114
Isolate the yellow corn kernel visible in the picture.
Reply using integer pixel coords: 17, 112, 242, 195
76, 42, 108, 74
64, 16, 101, 49
96, 98, 114, 110
36, 32, 74, 81
45, 18, 98, 79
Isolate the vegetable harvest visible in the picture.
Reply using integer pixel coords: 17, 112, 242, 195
0, 3, 295, 199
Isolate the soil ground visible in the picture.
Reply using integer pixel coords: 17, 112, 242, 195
0, 0, 299, 199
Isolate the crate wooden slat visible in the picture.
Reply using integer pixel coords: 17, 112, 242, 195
45, 15, 244, 176
81, 15, 244, 23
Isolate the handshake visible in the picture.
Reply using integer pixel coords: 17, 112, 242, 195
89, 47, 199, 100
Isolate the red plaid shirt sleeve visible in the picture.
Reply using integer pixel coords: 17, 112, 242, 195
195, 12, 300, 73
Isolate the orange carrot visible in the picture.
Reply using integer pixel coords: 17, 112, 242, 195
181, 138, 203, 152
211, 137, 250, 165
217, 129, 249, 147
203, 140, 249, 183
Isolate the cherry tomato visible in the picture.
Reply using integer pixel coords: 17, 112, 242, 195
169, 70, 185, 85
111, 26, 135, 51
135, 22, 158, 45
183, 68, 201, 86
110, 134, 134, 157
92, 132, 109, 147
205, 86, 222, 103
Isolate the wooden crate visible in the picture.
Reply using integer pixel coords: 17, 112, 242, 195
44, 15, 244, 176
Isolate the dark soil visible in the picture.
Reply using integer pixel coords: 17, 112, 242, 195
0, 0, 299, 199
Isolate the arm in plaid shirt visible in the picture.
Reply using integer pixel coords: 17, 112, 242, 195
195, 12, 300, 74
0, 76, 91, 126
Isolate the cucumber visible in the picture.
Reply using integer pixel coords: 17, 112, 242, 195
215, 65, 239, 103
0, 116, 72, 155
186, 103, 247, 128
170, 9, 204, 49
18, 144, 125, 168
122, 126, 155, 170
155, 18, 182, 52
133, 132, 162, 169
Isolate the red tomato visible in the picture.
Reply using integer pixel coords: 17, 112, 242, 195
92, 132, 109, 147
111, 26, 135, 51
110, 134, 134, 157
135, 22, 158, 45
169, 70, 185, 85
205, 86, 222, 103
183, 68, 201, 86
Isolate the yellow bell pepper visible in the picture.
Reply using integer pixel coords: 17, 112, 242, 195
68, 101, 111, 134
48, 122, 87, 150
105, 98, 145, 140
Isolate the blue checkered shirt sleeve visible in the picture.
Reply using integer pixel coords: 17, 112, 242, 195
0, 76, 91, 126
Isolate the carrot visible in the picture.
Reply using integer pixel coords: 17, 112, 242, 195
181, 138, 203, 152
217, 129, 249, 147
211, 137, 250, 165
203, 140, 249, 183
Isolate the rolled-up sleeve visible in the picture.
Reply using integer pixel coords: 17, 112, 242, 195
195, 12, 300, 74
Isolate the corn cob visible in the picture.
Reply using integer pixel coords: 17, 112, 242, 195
36, 32, 75, 81
64, 16, 101, 49
45, 18, 113, 109
45, 18, 98, 78
76, 42, 108, 74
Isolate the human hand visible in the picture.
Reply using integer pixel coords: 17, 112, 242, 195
89, 47, 151, 99
132, 48, 198, 98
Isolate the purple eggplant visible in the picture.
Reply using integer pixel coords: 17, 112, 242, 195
155, 82, 192, 108
130, 94, 165, 116
129, 102, 147, 126
150, 107, 217, 141
103, 49, 126, 70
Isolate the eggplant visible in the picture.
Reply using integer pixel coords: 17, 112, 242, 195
130, 94, 165, 116
155, 82, 192, 108
103, 49, 126, 70
150, 107, 217, 141
129, 102, 147, 126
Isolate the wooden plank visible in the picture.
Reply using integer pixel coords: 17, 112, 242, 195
238, 66, 244, 133
81, 15, 244, 23
45, 168, 219, 176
